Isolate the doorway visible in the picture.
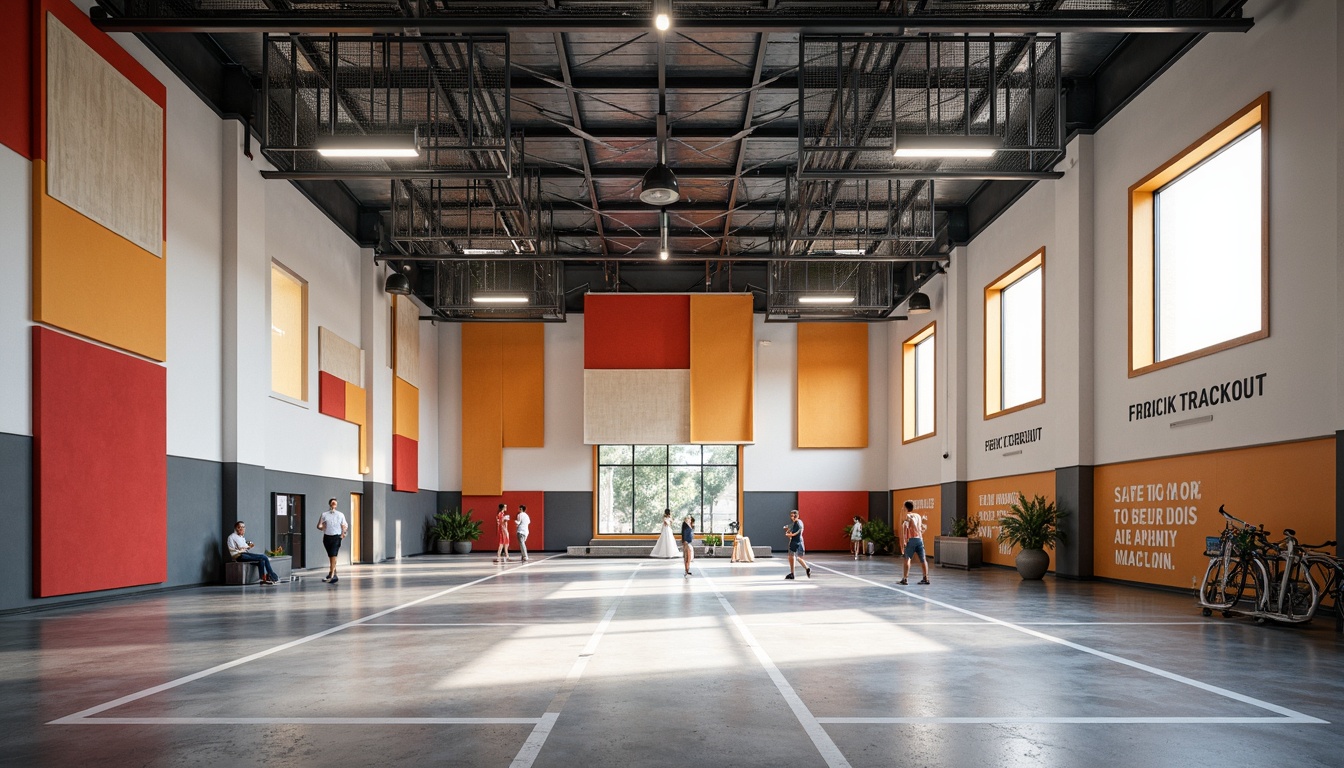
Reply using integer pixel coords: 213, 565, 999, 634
349, 493, 362, 564
272, 493, 305, 569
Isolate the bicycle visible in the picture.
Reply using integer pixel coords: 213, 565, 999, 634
1252, 527, 1319, 624
1198, 506, 1268, 617
1300, 538, 1343, 633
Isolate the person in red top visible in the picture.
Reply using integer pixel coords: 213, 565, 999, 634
494, 503, 512, 563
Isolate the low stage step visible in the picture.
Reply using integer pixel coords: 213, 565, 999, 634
566, 543, 773, 558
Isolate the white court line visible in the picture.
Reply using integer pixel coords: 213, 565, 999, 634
746, 621, 1216, 627
815, 564, 1327, 725
817, 716, 1311, 725
361, 622, 540, 627
50, 554, 565, 726
68, 717, 540, 726
509, 563, 644, 768
698, 568, 852, 768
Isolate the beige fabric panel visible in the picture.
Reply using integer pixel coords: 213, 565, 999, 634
583, 369, 690, 445
319, 327, 363, 386
393, 295, 420, 387
47, 15, 164, 258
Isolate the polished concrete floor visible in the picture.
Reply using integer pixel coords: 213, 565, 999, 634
3, 554, 1343, 767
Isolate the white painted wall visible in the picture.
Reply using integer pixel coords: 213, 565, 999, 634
885, 277, 949, 491
1091, 0, 1339, 464
0, 147, 32, 439
745, 316, 890, 491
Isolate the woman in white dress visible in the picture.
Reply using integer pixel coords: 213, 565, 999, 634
650, 510, 679, 558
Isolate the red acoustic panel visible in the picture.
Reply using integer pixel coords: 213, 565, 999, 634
318, 371, 346, 419
33, 327, 166, 597
463, 492, 545, 552
583, 294, 690, 369
392, 434, 419, 493
0, 0, 31, 157
797, 491, 869, 552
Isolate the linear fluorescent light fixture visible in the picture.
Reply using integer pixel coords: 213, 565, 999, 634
317, 132, 420, 158
893, 134, 1001, 159
472, 295, 530, 304
832, 249, 867, 256
797, 295, 856, 305
461, 248, 509, 256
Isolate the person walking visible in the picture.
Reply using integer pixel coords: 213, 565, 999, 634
681, 515, 696, 576
495, 504, 512, 563
899, 501, 930, 585
784, 509, 811, 580
317, 499, 348, 584
227, 521, 279, 585
850, 516, 865, 559
515, 505, 531, 562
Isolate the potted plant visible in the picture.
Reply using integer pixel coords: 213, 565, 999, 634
997, 494, 1068, 580
860, 518, 896, 556
703, 533, 722, 555
427, 508, 482, 554
264, 545, 292, 580
444, 508, 482, 554
936, 517, 983, 569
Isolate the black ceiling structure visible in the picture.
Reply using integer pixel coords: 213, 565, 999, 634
92, 1, 1252, 320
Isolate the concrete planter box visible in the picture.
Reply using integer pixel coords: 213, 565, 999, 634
935, 537, 982, 569
269, 555, 292, 581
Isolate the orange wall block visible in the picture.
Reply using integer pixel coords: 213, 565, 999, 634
689, 294, 754, 443
499, 324, 545, 448
393, 376, 419, 441
462, 325, 505, 496
967, 472, 1057, 568
797, 323, 868, 448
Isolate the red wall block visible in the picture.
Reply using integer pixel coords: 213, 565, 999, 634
33, 327, 166, 597
797, 491, 869, 552
583, 294, 690, 369
318, 371, 346, 419
0, 0, 31, 157
393, 434, 419, 493
462, 492, 545, 552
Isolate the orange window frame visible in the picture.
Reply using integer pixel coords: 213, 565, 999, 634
984, 247, 1045, 419
902, 321, 936, 443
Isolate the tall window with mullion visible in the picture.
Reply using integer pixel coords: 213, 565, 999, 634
597, 445, 739, 535
984, 248, 1045, 417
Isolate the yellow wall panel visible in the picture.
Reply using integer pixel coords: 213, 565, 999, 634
461, 325, 504, 496
498, 324, 546, 448
393, 376, 419, 441
689, 294, 754, 443
344, 382, 367, 427
32, 161, 166, 361
796, 323, 868, 448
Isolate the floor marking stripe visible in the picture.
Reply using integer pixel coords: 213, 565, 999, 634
699, 568, 852, 768
50, 554, 566, 726
63, 717, 541, 726
816, 716, 1322, 724
745, 621, 1216, 627
360, 622, 540, 627
815, 565, 1327, 725
509, 564, 643, 768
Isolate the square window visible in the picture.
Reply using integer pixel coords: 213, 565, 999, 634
594, 445, 740, 535
1130, 94, 1269, 375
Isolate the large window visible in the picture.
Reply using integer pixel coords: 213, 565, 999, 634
1130, 94, 1268, 375
984, 248, 1045, 417
902, 322, 936, 443
596, 445, 739, 535
271, 261, 308, 401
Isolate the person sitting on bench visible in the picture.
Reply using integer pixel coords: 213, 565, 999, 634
227, 521, 279, 585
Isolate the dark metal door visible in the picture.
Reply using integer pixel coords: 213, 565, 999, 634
272, 493, 306, 568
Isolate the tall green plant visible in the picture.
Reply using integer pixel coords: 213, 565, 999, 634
997, 494, 1068, 551
860, 518, 896, 555
427, 508, 482, 545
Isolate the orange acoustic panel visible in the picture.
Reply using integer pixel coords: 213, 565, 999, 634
689, 294, 754, 443
1093, 438, 1334, 589
393, 375, 419, 441
796, 323, 868, 448
967, 471, 1057, 568
345, 381, 367, 426
500, 324, 546, 447
462, 325, 505, 496
32, 160, 166, 361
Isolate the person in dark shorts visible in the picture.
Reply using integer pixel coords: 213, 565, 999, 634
784, 509, 811, 580
899, 500, 930, 586
317, 498, 348, 583
681, 515, 696, 576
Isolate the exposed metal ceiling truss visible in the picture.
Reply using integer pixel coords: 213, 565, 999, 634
93, 0, 1253, 319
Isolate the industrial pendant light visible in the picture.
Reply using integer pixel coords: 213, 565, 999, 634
907, 291, 932, 314
384, 265, 413, 295
640, 114, 679, 205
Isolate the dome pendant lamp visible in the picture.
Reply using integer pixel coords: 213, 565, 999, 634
640, 113, 680, 206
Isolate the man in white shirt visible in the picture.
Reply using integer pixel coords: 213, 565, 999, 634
317, 499, 349, 583
515, 506, 531, 562
227, 521, 278, 585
